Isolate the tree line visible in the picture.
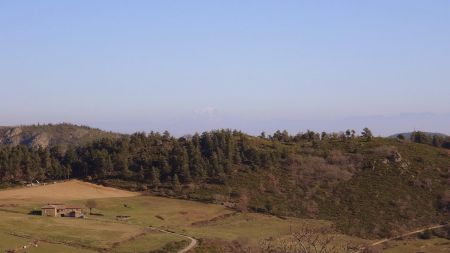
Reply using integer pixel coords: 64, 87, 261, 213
0, 128, 378, 186
402, 131, 450, 148
0, 130, 282, 185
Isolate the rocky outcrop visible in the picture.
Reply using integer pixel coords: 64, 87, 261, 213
0, 127, 23, 146
389, 151, 402, 163
30, 133, 50, 148
0, 124, 122, 148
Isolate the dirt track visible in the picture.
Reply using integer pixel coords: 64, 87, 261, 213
356, 223, 450, 252
371, 224, 449, 246
0, 180, 139, 201
150, 227, 198, 253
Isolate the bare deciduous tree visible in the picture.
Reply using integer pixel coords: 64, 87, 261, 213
86, 199, 97, 214
260, 226, 362, 253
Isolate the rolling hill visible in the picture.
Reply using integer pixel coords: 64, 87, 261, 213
0, 180, 357, 253
0, 126, 448, 242
389, 132, 448, 139
0, 123, 122, 148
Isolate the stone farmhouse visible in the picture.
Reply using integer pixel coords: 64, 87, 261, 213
41, 203, 84, 218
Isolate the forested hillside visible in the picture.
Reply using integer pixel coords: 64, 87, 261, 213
0, 123, 122, 148
0, 128, 448, 239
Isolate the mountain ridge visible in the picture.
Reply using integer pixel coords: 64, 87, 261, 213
0, 123, 123, 148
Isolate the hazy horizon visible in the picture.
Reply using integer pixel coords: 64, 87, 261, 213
1, 1, 449, 136
2, 112, 450, 137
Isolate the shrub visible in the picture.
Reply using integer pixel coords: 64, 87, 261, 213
419, 229, 432, 240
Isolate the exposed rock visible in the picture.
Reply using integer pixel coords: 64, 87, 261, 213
0, 124, 122, 148
400, 161, 409, 170
30, 133, 50, 148
6, 127, 22, 137
4, 127, 23, 146
389, 151, 402, 163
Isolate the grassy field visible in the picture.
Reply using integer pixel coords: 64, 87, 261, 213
0, 180, 138, 202
0, 180, 447, 252
0, 233, 98, 253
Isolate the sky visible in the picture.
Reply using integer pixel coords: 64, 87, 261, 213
1, 1, 449, 136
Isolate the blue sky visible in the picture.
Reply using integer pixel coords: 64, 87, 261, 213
1, 1, 449, 135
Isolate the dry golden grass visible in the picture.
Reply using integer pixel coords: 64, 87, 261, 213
0, 180, 139, 202
0, 180, 381, 252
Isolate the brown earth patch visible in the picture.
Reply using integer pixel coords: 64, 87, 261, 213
0, 180, 139, 202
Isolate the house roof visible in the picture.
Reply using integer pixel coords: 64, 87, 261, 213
64, 205, 83, 209
41, 204, 64, 209
41, 204, 82, 210
41, 206, 56, 209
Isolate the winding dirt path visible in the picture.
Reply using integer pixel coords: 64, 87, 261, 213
370, 223, 449, 246
356, 223, 449, 252
149, 227, 197, 253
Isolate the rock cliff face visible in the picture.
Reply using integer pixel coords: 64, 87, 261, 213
0, 124, 122, 148
29, 132, 50, 148
0, 127, 23, 146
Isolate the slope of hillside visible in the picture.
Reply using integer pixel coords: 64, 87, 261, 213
93, 133, 450, 239
0, 123, 122, 148
0, 180, 359, 253
0, 128, 448, 240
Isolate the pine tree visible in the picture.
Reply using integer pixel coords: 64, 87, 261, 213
150, 167, 160, 188
180, 147, 191, 183
187, 142, 206, 180
201, 132, 214, 158
432, 135, 443, 147
361, 127, 373, 141
137, 166, 145, 181
172, 174, 181, 192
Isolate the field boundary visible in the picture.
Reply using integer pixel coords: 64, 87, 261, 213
190, 211, 239, 226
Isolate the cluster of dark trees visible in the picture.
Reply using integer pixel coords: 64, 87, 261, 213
398, 131, 450, 149
0, 128, 378, 186
0, 145, 71, 183
265, 127, 373, 142
0, 130, 286, 185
